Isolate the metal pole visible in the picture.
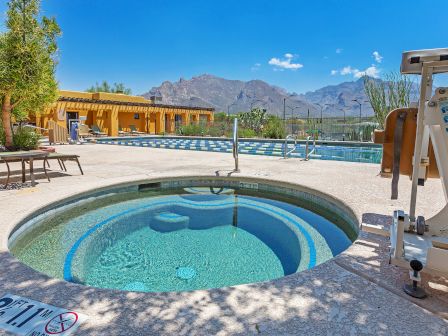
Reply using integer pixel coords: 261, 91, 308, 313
233, 118, 239, 172
409, 64, 433, 222
320, 106, 324, 137
359, 103, 362, 125
359, 103, 362, 141
283, 98, 286, 121
315, 103, 322, 137
343, 109, 346, 141
352, 100, 362, 141
283, 98, 287, 134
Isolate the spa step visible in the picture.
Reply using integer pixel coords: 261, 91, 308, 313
150, 212, 189, 233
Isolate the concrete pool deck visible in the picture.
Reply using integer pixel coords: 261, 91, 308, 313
0, 144, 447, 335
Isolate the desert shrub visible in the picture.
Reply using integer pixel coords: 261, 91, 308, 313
177, 124, 206, 136
263, 117, 286, 139
213, 112, 228, 122
238, 128, 257, 138
12, 127, 41, 150
207, 126, 224, 137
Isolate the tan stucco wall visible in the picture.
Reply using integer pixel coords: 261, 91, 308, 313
36, 90, 214, 136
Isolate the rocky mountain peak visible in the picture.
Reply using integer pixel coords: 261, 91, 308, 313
142, 75, 375, 117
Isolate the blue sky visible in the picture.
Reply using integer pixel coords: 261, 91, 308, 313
1, 0, 447, 95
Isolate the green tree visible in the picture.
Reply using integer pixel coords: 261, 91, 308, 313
86, 81, 132, 95
213, 112, 228, 122
0, 0, 60, 149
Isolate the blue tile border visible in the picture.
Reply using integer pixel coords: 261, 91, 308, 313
95, 137, 382, 163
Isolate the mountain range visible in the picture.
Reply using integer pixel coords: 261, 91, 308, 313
142, 74, 374, 118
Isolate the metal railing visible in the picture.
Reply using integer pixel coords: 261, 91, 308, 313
304, 135, 316, 161
232, 118, 239, 172
285, 117, 377, 142
283, 135, 298, 158
22, 124, 49, 132
48, 120, 69, 145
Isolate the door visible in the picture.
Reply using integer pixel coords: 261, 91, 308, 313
150, 114, 156, 134
66, 111, 79, 131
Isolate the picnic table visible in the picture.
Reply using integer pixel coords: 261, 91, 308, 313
0, 151, 50, 187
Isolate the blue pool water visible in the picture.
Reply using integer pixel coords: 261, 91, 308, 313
10, 185, 354, 292
95, 137, 383, 163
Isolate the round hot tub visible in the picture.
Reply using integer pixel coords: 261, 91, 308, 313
8, 177, 358, 292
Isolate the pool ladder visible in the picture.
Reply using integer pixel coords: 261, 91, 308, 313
283, 135, 298, 159
304, 136, 316, 161
283, 135, 316, 160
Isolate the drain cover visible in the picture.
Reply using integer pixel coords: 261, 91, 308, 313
176, 266, 196, 280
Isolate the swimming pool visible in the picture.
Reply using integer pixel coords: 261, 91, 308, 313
95, 137, 383, 163
9, 178, 357, 292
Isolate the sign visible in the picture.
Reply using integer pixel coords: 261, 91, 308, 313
57, 109, 66, 121
0, 294, 87, 336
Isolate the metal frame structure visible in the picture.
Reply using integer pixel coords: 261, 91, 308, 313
389, 48, 448, 275
401, 49, 448, 222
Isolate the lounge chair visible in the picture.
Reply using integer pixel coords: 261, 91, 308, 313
118, 126, 130, 136
1, 151, 50, 186
44, 153, 84, 175
129, 125, 145, 135
1, 152, 84, 187
91, 125, 107, 137
79, 124, 91, 138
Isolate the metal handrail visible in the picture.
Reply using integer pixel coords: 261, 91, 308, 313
283, 134, 297, 158
233, 118, 239, 172
22, 124, 48, 131
305, 135, 317, 160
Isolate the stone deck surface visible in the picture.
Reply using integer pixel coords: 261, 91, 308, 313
0, 143, 447, 335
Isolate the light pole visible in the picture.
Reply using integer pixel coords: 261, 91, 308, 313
323, 104, 348, 140
315, 103, 324, 135
352, 99, 362, 125
352, 99, 369, 141
336, 107, 347, 141
282, 97, 289, 135
286, 105, 300, 134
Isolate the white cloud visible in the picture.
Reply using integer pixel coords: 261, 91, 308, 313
268, 53, 303, 71
333, 64, 380, 78
251, 63, 261, 72
336, 48, 343, 54
359, 65, 380, 78
341, 66, 354, 75
373, 51, 383, 63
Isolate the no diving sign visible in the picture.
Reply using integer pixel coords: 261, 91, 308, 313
0, 294, 87, 336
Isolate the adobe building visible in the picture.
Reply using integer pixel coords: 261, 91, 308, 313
35, 90, 214, 136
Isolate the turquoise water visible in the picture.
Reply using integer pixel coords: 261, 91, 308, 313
10, 187, 353, 292
96, 137, 383, 163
